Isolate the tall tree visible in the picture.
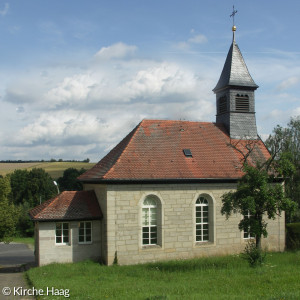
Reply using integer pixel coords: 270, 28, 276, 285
10, 168, 56, 207
266, 117, 300, 221
221, 164, 296, 249
9, 168, 57, 236
0, 176, 19, 242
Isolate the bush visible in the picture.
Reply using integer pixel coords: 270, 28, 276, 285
286, 223, 300, 250
242, 240, 266, 267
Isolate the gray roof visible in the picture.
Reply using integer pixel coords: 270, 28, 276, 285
213, 41, 258, 92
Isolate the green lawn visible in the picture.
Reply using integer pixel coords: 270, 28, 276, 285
12, 237, 34, 246
26, 252, 300, 300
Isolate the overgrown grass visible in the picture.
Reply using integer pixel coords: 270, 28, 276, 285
0, 162, 95, 178
26, 252, 300, 300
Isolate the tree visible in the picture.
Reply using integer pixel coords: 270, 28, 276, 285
0, 176, 19, 242
266, 117, 300, 221
221, 164, 296, 249
9, 168, 57, 237
10, 168, 56, 207
57, 168, 86, 191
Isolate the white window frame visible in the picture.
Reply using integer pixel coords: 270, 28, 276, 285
243, 211, 255, 239
78, 221, 92, 244
142, 198, 157, 246
55, 222, 69, 245
195, 196, 209, 242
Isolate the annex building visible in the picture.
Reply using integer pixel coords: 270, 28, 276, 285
30, 26, 285, 266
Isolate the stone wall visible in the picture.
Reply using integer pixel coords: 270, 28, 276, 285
88, 183, 285, 265
37, 220, 101, 266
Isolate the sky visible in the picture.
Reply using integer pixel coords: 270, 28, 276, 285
0, 0, 300, 162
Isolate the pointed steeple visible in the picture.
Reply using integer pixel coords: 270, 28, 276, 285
213, 24, 259, 140
213, 37, 258, 93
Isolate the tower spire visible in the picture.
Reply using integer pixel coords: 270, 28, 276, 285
213, 7, 259, 140
230, 5, 238, 41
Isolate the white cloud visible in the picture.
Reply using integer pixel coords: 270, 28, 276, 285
46, 74, 96, 108
0, 3, 9, 16
188, 34, 207, 44
2, 51, 215, 161
94, 42, 137, 60
175, 32, 208, 50
276, 76, 300, 91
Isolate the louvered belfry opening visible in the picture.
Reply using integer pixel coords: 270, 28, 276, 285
218, 96, 227, 114
235, 94, 249, 112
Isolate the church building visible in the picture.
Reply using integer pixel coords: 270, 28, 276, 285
30, 25, 285, 266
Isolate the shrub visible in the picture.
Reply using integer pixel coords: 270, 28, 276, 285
286, 223, 300, 250
242, 240, 266, 267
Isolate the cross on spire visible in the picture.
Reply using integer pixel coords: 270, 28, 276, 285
230, 5, 238, 26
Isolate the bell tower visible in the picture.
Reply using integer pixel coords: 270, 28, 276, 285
213, 10, 258, 140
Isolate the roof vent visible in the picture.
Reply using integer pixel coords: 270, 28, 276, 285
183, 149, 192, 157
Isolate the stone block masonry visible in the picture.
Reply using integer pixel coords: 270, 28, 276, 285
85, 183, 285, 265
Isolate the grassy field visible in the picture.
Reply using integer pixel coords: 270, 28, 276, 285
12, 237, 35, 246
0, 162, 95, 179
26, 252, 300, 300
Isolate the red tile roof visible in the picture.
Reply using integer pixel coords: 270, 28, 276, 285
79, 119, 270, 182
29, 190, 103, 221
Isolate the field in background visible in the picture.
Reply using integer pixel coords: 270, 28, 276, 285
0, 162, 95, 179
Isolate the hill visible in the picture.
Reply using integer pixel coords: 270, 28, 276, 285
0, 162, 96, 179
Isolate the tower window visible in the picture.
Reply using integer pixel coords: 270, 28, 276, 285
235, 94, 249, 112
218, 96, 227, 114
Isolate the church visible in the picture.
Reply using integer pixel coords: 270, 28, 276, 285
30, 25, 285, 266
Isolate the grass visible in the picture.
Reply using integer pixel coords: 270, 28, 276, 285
12, 237, 34, 246
0, 162, 95, 179
26, 251, 300, 300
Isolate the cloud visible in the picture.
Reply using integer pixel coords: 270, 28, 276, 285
16, 106, 25, 113
276, 77, 300, 91
94, 42, 137, 60
12, 111, 105, 146
45, 74, 96, 108
0, 3, 9, 16
188, 34, 207, 44
2, 49, 215, 161
175, 32, 208, 50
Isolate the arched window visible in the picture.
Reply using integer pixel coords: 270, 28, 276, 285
195, 196, 209, 242
142, 196, 158, 245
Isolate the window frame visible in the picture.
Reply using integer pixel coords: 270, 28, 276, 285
55, 222, 69, 245
243, 211, 255, 239
142, 197, 158, 246
78, 221, 93, 244
195, 196, 209, 242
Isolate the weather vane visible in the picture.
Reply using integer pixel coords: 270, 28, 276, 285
230, 5, 238, 26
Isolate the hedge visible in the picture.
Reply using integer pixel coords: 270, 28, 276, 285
286, 223, 300, 250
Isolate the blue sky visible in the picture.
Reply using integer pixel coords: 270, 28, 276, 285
0, 0, 299, 162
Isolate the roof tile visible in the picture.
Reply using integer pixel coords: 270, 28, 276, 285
79, 119, 270, 181
29, 190, 103, 221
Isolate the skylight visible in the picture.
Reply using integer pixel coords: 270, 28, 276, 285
183, 149, 192, 157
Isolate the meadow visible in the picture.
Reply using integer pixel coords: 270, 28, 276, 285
0, 162, 95, 179
26, 251, 300, 300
